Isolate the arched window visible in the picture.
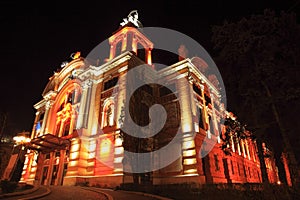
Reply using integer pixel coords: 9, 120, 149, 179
115, 41, 122, 57
55, 87, 81, 137
102, 99, 115, 128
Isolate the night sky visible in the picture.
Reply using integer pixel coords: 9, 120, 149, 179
0, 0, 299, 137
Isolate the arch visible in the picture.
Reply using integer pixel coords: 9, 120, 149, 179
101, 97, 115, 128
48, 80, 82, 136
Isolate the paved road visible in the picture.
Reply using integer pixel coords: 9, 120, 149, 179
3, 186, 168, 200
4, 186, 49, 200
41, 186, 107, 200
84, 187, 161, 200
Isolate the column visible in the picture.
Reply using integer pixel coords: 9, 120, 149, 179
210, 92, 219, 141
147, 49, 152, 65
237, 139, 241, 155
37, 154, 45, 185
83, 81, 92, 129
240, 139, 246, 158
245, 139, 251, 160
68, 112, 77, 136
177, 77, 196, 174
55, 149, 66, 185
132, 36, 137, 54
121, 34, 127, 52
116, 72, 127, 129
230, 135, 235, 152
76, 80, 92, 129
109, 43, 115, 60
177, 77, 193, 133
41, 100, 53, 134
200, 83, 209, 132
188, 75, 197, 121
45, 152, 55, 185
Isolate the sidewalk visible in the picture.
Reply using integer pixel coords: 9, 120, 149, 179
0, 185, 51, 200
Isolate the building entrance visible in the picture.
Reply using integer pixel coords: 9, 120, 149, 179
39, 149, 69, 186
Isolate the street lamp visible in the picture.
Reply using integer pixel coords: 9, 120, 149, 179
2, 132, 31, 182
13, 134, 31, 148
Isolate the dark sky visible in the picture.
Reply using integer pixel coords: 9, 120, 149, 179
0, 0, 299, 137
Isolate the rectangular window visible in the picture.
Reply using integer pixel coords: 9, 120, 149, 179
104, 77, 118, 90
137, 43, 146, 61
55, 151, 60, 157
115, 41, 122, 57
39, 112, 45, 121
248, 167, 251, 178
204, 93, 211, 105
63, 123, 70, 137
193, 84, 202, 96
209, 116, 214, 134
198, 108, 204, 129
243, 166, 247, 177
214, 154, 220, 171
76, 92, 81, 104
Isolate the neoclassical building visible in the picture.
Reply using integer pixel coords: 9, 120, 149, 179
19, 12, 278, 187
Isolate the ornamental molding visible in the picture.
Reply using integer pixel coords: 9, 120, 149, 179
77, 51, 133, 81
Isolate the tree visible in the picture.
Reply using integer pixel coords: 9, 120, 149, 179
221, 116, 270, 184
212, 9, 300, 187
0, 112, 7, 142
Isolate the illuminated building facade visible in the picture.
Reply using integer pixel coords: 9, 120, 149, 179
20, 12, 279, 187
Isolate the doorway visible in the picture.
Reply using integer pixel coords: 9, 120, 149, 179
41, 166, 48, 185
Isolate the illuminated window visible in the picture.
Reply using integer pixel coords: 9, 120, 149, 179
103, 101, 115, 127
35, 120, 42, 137
55, 88, 81, 138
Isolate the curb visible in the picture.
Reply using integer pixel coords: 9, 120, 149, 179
120, 190, 174, 200
18, 186, 51, 200
0, 185, 39, 199
80, 187, 114, 200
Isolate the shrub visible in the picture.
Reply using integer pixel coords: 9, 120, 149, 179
0, 180, 18, 193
